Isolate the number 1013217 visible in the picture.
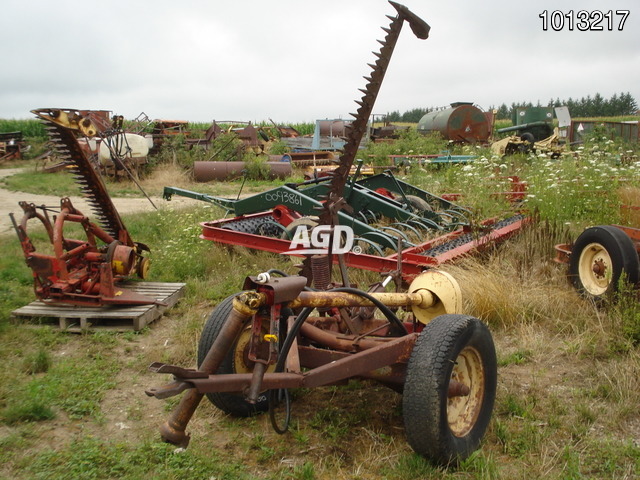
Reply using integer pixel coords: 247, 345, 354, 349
539, 10, 630, 31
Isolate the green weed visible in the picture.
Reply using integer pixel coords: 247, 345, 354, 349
498, 350, 531, 366
1, 168, 80, 196
1, 346, 119, 424
21, 348, 51, 374
24, 437, 246, 480
1, 400, 55, 424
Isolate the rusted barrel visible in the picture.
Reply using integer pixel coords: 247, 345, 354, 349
317, 120, 349, 137
193, 161, 292, 181
418, 103, 490, 143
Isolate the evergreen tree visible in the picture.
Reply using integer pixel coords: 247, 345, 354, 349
497, 103, 509, 120
384, 110, 401, 122
619, 92, 638, 115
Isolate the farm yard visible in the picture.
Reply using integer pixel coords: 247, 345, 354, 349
0, 108, 639, 479
1, 0, 639, 476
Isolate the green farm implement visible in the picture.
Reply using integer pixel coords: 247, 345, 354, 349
164, 164, 473, 252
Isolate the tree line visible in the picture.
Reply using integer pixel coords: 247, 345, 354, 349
384, 92, 638, 123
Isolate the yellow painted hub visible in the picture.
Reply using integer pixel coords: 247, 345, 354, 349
408, 270, 462, 324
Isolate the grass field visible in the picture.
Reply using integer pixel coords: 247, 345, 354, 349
0, 124, 639, 479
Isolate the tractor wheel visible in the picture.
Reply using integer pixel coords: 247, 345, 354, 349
405, 194, 433, 213
197, 294, 270, 417
568, 225, 639, 301
402, 314, 497, 465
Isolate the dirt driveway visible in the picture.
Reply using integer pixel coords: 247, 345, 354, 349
0, 168, 201, 235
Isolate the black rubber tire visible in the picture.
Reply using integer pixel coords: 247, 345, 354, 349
197, 294, 269, 417
403, 314, 497, 465
568, 225, 639, 301
405, 194, 433, 213
519, 132, 535, 144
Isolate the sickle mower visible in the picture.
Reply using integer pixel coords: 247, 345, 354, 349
9, 109, 155, 306
146, 2, 498, 465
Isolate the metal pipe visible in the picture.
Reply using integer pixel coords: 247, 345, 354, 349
246, 361, 268, 404
299, 322, 390, 352
288, 290, 435, 310
159, 291, 265, 446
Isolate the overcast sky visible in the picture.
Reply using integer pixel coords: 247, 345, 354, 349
1, 0, 638, 123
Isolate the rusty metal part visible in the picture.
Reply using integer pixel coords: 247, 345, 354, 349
156, 291, 263, 446
448, 380, 471, 397
193, 161, 292, 181
299, 321, 393, 352
243, 275, 307, 304
269, 118, 300, 138
310, 255, 332, 290
154, 334, 418, 395
0, 131, 27, 163
287, 289, 435, 311
318, 1, 429, 226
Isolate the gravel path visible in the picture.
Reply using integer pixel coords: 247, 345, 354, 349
0, 168, 201, 234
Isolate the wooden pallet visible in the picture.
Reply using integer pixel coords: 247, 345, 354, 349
11, 282, 186, 332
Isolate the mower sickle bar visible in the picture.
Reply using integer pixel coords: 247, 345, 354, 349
32, 109, 133, 245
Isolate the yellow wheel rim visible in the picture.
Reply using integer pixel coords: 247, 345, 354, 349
578, 242, 612, 296
447, 346, 485, 437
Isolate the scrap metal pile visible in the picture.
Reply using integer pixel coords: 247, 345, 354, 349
0, 131, 27, 163
147, 2, 500, 465
10, 109, 154, 306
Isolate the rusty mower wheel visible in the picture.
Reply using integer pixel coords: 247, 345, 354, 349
197, 294, 272, 417
403, 314, 496, 465
569, 225, 639, 302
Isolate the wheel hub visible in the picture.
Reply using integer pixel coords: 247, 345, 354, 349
447, 346, 485, 437
592, 259, 606, 278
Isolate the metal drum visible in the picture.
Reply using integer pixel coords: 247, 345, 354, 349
418, 102, 490, 142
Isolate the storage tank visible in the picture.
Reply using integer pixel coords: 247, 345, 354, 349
417, 102, 490, 142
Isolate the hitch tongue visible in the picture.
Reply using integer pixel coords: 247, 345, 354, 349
145, 363, 209, 399
157, 291, 265, 447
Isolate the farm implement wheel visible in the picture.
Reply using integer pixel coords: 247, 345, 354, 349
198, 294, 273, 417
281, 216, 318, 240
405, 194, 433, 213
402, 314, 496, 465
569, 225, 639, 301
